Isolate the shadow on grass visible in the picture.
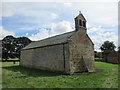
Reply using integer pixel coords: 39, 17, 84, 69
2, 65, 63, 77
3, 65, 102, 78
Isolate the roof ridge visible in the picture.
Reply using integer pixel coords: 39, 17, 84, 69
22, 31, 75, 50
36, 31, 75, 42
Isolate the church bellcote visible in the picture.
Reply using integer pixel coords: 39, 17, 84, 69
74, 11, 87, 31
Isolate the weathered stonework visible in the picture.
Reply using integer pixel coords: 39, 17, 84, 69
20, 13, 95, 74
103, 52, 119, 64
21, 44, 65, 72
69, 29, 95, 73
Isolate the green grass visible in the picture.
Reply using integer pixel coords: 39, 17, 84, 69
1, 58, 19, 60
2, 62, 118, 88
7, 58, 19, 60
95, 58, 102, 59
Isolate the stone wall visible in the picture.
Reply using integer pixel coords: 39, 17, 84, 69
69, 29, 95, 73
20, 29, 95, 74
106, 52, 119, 64
20, 44, 69, 73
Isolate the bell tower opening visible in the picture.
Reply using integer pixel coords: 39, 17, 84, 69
79, 19, 82, 26
83, 21, 86, 28
74, 11, 87, 31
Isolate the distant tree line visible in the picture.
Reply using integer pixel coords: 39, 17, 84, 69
95, 41, 117, 59
94, 51, 102, 59
2, 35, 32, 61
1, 35, 119, 61
100, 41, 116, 61
100, 41, 116, 51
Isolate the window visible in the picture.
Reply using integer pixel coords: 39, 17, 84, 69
79, 20, 82, 26
83, 21, 86, 27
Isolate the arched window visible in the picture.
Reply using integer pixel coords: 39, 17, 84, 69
83, 21, 86, 27
79, 20, 82, 26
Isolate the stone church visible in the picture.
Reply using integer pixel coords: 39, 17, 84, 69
20, 12, 95, 74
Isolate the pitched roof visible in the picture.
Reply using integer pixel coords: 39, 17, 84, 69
86, 34, 94, 45
22, 31, 75, 50
74, 14, 86, 21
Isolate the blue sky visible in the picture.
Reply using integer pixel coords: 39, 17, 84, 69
0, 1, 118, 51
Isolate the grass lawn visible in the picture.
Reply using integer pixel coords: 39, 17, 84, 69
7, 58, 19, 60
95, 58, 102, 59
1, 58, 19, 61
2, 62, 118, 88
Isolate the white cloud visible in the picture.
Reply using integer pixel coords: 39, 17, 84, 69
50, 20, 73, 36
29, 20, 73, 41
1, 2, 118, 27
63, 3, 72, 7
1, 3, 19, 17
26, 33, 29, 36
2, 0, 119, 2
72, 2, 118, 27
0, 26, 15, 39
0, 3, 2, 17
88, 26, 118, 51
29, 28, 49, 41
19, 27, 35, 31
1, 3, 59, 23
87, 25, 114, 34
51, 13, 59, 20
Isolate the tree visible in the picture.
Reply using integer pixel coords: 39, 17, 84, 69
100, 41, 116, 51
100, 41, 116, 62
2, 35, 16, 60
15, 37, 32, 59
2, 35, 32, 60
94, 51, 102, 59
